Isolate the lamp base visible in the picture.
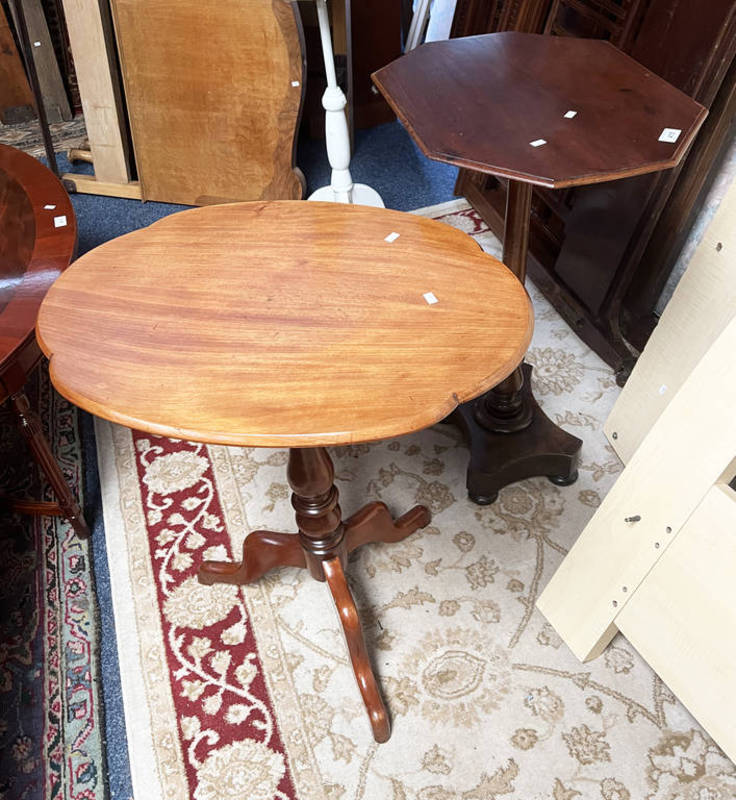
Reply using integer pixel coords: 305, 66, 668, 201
308, 183, 385, 208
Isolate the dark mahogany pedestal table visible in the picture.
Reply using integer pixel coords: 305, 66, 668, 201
0, 143, 88, 536
36, 200, 532, 742
373, 32, 707, 504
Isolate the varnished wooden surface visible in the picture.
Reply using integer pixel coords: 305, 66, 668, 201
0, 143, 76, 369
37, 201, 532, 447
110, 0, 306, 205
373, 32, 708, 189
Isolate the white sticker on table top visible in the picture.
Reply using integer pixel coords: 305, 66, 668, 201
564, 110, 577, 119
33, 41, 41, 47
658, 128, 681, 143
384, 232, 400, 243
44, 204, 56, 210
530, 139, 547, 147
291, 80, 300, 87
53, 215, 67, 228
423, 291, 438, 305
658, 384, 668, 395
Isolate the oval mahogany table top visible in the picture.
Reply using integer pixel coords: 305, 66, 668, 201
1, 143, 76, 370
37, 201, 532, 447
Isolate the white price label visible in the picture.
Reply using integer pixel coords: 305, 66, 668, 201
658, 128, 681, 143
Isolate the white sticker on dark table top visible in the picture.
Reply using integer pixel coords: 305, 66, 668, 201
530, 139, 547, 147
658, 128, 682, 143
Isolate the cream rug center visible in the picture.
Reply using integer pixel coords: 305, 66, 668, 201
97, 200, 736, 800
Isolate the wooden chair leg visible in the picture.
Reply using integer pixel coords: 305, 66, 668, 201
344, 501, 431, 553
11, 390, 90, 538
198, 530, 307, 585
323, 555, 390, 743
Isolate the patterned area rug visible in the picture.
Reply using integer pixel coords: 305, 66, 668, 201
0, 365, 106, 800
0, 117, 87, 157
96, 200, 736, 800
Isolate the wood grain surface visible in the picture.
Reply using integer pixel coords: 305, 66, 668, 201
373, 32, 708, 189
37, 201, 533, 447
0, 143, 76, 367
61, 0, 132, 183
109, 0, 306, 205
0, 5, 34, 123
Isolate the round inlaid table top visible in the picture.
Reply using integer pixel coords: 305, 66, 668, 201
37, 201, 532, 447
1, 143, 76, 369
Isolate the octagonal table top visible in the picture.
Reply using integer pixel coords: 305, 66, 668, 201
373, 32, 707, 189
37, 201, 533, 448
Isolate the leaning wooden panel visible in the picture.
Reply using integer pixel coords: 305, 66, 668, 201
537, 315, 736, 662
616, 483, 736, 764
60, 0, 131, 183
604, 177, 736, 464
110, 0, 305, 205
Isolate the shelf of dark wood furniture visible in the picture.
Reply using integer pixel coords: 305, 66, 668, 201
449, 0, 736, 378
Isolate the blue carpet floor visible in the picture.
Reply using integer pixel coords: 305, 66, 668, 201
70, 121, 458, 800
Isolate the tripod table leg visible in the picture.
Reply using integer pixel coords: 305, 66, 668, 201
323, 555, 391, 744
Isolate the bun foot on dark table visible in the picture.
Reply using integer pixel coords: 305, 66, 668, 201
451, 364, 582, 505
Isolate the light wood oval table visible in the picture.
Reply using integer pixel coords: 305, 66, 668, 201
37, 200, 533, 742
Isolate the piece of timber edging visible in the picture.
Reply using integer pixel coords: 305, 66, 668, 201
616, 482, 736, 764
62, 174, 141, 200
604, 172, 736, 464
60, 0, 131, 183
537, 315, 736, 662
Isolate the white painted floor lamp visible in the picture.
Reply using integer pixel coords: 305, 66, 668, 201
307, 0, 384, 207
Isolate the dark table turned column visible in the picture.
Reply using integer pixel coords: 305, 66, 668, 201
373, 32, 707, 504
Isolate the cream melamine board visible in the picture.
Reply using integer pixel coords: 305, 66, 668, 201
537, 315, 736, 662
605, 179, 736, 464
60, 0, 130, 183
617, 482, 736, 763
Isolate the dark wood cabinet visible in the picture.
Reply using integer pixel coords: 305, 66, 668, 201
452, 0, 736, 381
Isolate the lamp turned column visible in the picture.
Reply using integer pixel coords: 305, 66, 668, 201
307, 0, 384, 208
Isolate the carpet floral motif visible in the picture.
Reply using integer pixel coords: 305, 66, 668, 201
0, 366, 104, 800
97, 200, 736, 800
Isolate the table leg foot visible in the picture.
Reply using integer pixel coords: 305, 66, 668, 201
11, 390, 90, 538
452, 364, 582, 505
198, 530, 307, 585
345, 501, 431, 553
323, 556, 391, 743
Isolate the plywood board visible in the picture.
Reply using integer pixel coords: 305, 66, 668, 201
109, 0, 306, 205
617, 482, 736, 764
604, 178, 736, 463
60, 0, 131, 184
537, 315, 736, 661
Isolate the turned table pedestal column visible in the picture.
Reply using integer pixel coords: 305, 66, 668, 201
373, 32, 707, 504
